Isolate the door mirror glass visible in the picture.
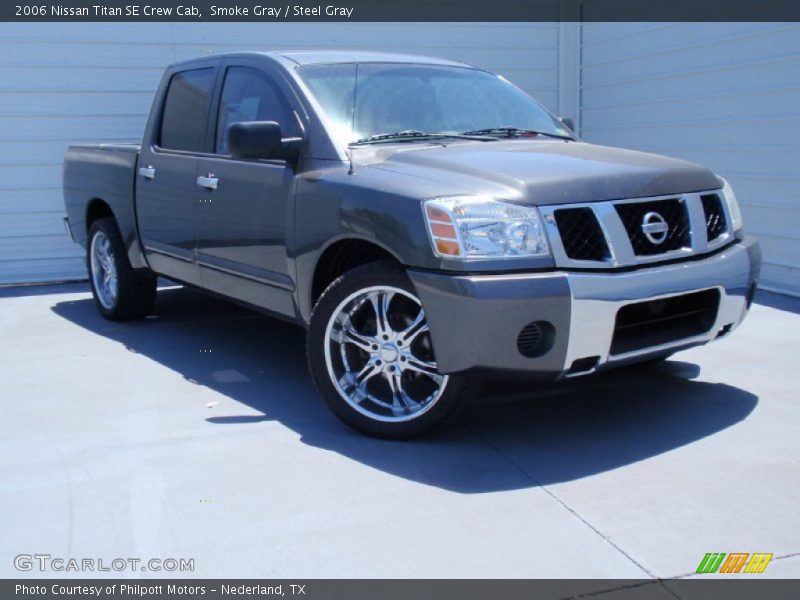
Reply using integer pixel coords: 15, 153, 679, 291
560, 117, 575, 132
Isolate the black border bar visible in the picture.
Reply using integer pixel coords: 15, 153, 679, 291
4, 0, 800, 22
5, 579, 800, 600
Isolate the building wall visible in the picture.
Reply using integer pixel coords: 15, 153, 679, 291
1, 20, 798, 296
0, 22, 560, 284
579, 21, 800, 295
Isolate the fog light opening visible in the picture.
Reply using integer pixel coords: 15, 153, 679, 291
516, 320, 555, 358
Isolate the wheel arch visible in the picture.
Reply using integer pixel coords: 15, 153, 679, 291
83, 197, 150, 271
310, 236, 403, 311
85, 197, 116, 234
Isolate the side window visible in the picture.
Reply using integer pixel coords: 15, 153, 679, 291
159, 68, 215, 152
215, 66, 299, 154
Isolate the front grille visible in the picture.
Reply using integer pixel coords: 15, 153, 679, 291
701, 193, 726, 242
610, 289, 720, 355
553, 207, 610, 261
615, 198, 690, 256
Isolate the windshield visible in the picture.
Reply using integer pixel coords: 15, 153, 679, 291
297, 63, 572, 148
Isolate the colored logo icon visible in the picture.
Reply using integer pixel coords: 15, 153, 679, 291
696, 552, 773, 574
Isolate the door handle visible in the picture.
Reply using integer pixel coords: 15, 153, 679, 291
138, 166, 156, 180
197, 174, 218, 190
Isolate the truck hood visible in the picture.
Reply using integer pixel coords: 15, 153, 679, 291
358, 140, 721, 204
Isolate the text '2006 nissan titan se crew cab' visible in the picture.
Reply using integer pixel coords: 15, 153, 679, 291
63, 51, 761, 438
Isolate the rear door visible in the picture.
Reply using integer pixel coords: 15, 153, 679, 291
136, 64, 217, 284
194, 60, 304, 316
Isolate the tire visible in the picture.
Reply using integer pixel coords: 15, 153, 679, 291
87, 217, 157, 320
307, 261, 472, 439
637, 353, 674, 368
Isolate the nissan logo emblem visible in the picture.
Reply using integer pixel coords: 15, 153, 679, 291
641, 211, 669, 245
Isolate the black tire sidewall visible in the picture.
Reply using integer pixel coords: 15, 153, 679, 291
307, 261, 466, 439
87, 217, 156, 320
87, 219, 123, 318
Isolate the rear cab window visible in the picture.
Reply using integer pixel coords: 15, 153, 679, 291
159, 68, 216, 152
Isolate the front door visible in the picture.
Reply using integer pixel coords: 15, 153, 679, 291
195, 64, 302, 316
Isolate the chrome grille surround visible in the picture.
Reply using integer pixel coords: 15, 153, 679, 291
539, 189, 733, 270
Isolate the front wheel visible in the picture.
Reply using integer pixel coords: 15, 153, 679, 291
307, 262, 471, 439
87, 217, 156, 320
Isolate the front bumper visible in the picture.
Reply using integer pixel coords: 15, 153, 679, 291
408, 237, 761, 378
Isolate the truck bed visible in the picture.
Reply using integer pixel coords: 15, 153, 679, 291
63, 143, 141, 254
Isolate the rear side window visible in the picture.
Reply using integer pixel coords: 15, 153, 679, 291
159, 68, 215, 152
215, 66, 299, 154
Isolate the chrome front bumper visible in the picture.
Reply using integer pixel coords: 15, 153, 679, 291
408, 237, 761, 377
564, 238, 758, 375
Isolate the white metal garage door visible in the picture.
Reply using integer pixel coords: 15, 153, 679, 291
0, 22, 560, 285
578, 20, 800, 296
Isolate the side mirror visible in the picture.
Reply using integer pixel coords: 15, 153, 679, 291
560, 117, 575, 133
227, 121, 302, 162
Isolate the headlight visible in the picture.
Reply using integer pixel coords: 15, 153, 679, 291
423, 196, 549, 259
720, 177, 744, 232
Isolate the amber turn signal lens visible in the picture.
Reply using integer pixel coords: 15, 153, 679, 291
435, 239, 461, 256
426, 205, 452, 223
430, 222, 457, 238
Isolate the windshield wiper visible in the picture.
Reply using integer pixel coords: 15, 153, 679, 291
350, 129, 496, 146
461, 127, 574, 141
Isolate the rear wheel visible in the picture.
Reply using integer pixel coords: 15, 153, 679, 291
308, 262, 470, 439
87, 217, 156, 320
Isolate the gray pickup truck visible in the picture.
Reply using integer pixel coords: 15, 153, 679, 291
63, 51, 761, 438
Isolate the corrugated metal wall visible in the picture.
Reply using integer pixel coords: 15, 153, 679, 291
579, 21, 800, 295
2, 21, 798, 296
0, 22, 560, 284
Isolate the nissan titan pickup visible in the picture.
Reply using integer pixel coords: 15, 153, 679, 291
63, 51, 761, 438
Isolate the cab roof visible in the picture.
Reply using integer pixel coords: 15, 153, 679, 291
169, 50, 475, 70
271, 50, 472, 67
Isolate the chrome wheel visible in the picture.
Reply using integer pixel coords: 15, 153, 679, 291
323, 285, 448, 423
90, 230, 118, 310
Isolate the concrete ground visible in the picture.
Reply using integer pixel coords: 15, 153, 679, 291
0, 282, 798, 580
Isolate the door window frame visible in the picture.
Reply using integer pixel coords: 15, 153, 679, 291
206, 58, 308, 164
149, 60, 221, 159
146, 57, 309, 164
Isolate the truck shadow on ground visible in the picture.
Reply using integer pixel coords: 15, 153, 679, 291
51, 285, 758, 493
